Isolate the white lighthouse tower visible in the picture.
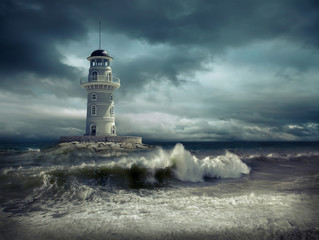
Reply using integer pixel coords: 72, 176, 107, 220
59, 26, 142, 144
80, 49, 120, 136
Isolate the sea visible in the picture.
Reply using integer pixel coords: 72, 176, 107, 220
0, 141, 318, 240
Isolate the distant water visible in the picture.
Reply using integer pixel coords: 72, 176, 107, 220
0, 141, 318, 240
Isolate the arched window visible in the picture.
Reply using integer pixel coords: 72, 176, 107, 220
92, 71, 98, 81
91, 93, 97, 101
110, 107, 114, 116
107, 73, 112, 82
91, 105, 96, 115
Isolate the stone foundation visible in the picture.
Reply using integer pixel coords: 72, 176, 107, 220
60, 136, 142, 144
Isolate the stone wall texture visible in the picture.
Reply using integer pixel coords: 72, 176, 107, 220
60, 136, 142, 144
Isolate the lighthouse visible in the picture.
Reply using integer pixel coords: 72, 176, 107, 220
80, 49, 120, 136
59, 29, 142, 144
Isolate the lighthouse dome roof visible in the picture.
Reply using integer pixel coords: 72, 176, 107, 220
90, 49, 112, 58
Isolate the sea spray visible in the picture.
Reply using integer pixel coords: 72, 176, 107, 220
112, 143, 250, 183
1, 141, 318, 239
0, 143, 251, 202
30, 143, 251, 194
170, 143, 250, 182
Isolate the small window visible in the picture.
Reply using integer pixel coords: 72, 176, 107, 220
110, 94, 113, 101
91, 105, 96, 115
107, 73, 112, 82
110, 107, 114, 116
92, 93, 97, 101
92, 71, 98, 81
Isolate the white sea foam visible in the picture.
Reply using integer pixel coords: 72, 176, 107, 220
1, 143, 318, 240
110, 143, 250, 182
2, 167, 14, 175
171, 144, 250, 181
1, 188, 311, 240
27, 148, 40, 152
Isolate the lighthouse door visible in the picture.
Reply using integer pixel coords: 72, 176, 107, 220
91, 125, 96, 136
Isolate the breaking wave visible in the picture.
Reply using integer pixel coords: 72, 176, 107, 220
1, 141, 318, 240
110, 143, 250, 183
1, 144, 250, 202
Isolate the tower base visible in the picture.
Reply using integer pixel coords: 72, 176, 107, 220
59, 136, 142, 144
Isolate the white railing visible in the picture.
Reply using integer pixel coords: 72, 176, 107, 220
80, 75, 120, 85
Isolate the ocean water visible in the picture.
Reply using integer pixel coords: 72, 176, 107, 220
0, 141, 318, 240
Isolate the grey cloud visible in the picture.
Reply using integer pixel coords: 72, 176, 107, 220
1, 0, 318, 96
0, 0, 318, 141
114, 47, 208, 97
0, 118, 85, 142
0, 0, 86, 96
94, 0, 319, 50
0, 0, 86, 75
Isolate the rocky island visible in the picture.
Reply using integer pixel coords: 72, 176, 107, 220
55, 141, 154, 154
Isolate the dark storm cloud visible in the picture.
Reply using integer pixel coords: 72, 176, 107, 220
0, 0, 86, 96
0, 0, 86, 75
80, 0, 319, 92
114, 46, 208, 95
104, 0, 318, 49
1, 0, 318, 95
76, 0, 319, 49
0, 0, 318, 141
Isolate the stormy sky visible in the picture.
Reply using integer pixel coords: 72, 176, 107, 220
0, 0, 318, 141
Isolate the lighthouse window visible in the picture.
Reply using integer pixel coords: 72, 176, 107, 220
91, 93, 97, 101
97, 59, 102, 66
110, 94, 113, 101
91, 105, 96, 115
92, 71, 98, 81
108, 73, 112, 82
110, 107, 114, 116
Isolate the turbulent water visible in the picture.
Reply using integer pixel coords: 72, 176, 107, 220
0, 141, 318, 240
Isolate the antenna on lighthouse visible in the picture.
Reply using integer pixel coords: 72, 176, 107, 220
99, 21, 101, 49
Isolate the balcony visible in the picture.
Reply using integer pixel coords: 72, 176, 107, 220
80, 75, 120, 86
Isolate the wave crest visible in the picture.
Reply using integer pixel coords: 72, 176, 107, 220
170, 143, 250, 182
110, 143, 250, 183
1, 144, 251, 201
